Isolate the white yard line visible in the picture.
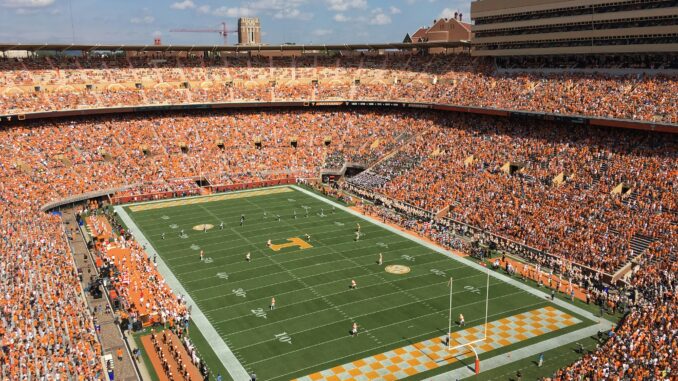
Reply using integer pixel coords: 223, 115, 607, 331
182, 248, 454, 290
233, 287, 528, 353
177, 241, 427, 279
115, 205, 252, 381
231, 197, 384, 347
120, 186, 614, 381
198, 260, 467, 306
210, 271, 493, 327
291, 186, 614, 324
258, 297, 550, 379
131, 202, 356, 230
166, 226, 407, 267
289, 186, 616, 381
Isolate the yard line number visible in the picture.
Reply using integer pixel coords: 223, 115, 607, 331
251, 308, 268, 319
464, 285, 481, 295
275, 332, 292, 344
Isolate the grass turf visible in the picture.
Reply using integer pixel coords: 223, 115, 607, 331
122, 186, 595, 380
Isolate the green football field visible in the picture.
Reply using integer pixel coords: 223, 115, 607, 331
116, 186, 602, 381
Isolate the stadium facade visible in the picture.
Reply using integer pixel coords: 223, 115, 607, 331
470, 0, 678, 56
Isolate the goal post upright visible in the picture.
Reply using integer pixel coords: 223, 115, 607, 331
447, 265, 491, 376
447, 276, 453, 351
484, 265, 490, 340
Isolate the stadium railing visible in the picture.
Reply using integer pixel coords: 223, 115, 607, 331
109, 178, 297, 205
2, 100, 676, 133
40, 185, 138, 212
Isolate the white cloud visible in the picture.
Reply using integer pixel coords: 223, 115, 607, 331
14, 7, 37, 14
170, 0, 195, 10
212, 6, 254, 17
0, 0, 54, 8
130, 15, 155, 24
326, 0, 366, 11
274, 8, 312, 20
334, 6, 393, 25
389, 6, 401, 14
333, 13, 350, 22
210, 0, 310, 19
250, 0, 307, 10
312, 28, 333, 37
197, 4, 210, 14
370, 12, 391, 25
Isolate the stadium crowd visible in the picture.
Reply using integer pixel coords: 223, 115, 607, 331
0, 105, 674, 379
0, 109, 429, 377
2, 110, 429, 202
0, 53, 676, 123
348, 114, 676, 274
0, 187, 102, 378
551, 243, 676, 380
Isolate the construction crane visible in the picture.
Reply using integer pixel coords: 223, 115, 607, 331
170, 22, 238, 45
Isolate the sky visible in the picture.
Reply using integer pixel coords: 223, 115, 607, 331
0, 0, 471, 45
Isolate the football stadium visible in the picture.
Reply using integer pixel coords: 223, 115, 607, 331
0, 0, 675, 380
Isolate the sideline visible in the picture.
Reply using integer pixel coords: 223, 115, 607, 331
114, 205, 251, 381
118, 185, 614, 381
289, 185, 615, 380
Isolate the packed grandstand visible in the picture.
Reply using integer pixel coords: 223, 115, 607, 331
0, 46, 675, 381
0, 53, 676, 124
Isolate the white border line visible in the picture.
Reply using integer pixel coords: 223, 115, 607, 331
114, 205, 251, 381
288, 186, 615, 380
117, 185, 615, 381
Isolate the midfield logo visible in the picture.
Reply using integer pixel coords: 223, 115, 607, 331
268, 237, 313, 252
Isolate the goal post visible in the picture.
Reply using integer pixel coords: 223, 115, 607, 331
446, 265, 490, 375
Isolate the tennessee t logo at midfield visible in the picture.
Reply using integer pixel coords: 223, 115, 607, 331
269, 237, 313, 252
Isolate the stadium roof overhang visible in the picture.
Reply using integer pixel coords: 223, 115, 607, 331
0, 41, 470, 53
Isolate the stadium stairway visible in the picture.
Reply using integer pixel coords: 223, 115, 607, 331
590, 173, 601, 189
521, 173, 537, 184
609, 228, 657, 270
606, 227, 657, 272
630, 234, 654, 255
621, 188, 639, 209
64, 209, 143, 381
363, 130, 424, 172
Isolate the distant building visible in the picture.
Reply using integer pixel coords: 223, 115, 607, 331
238, 17, 261, 45
406, 14, 472, 44
470, 0, 678, 56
